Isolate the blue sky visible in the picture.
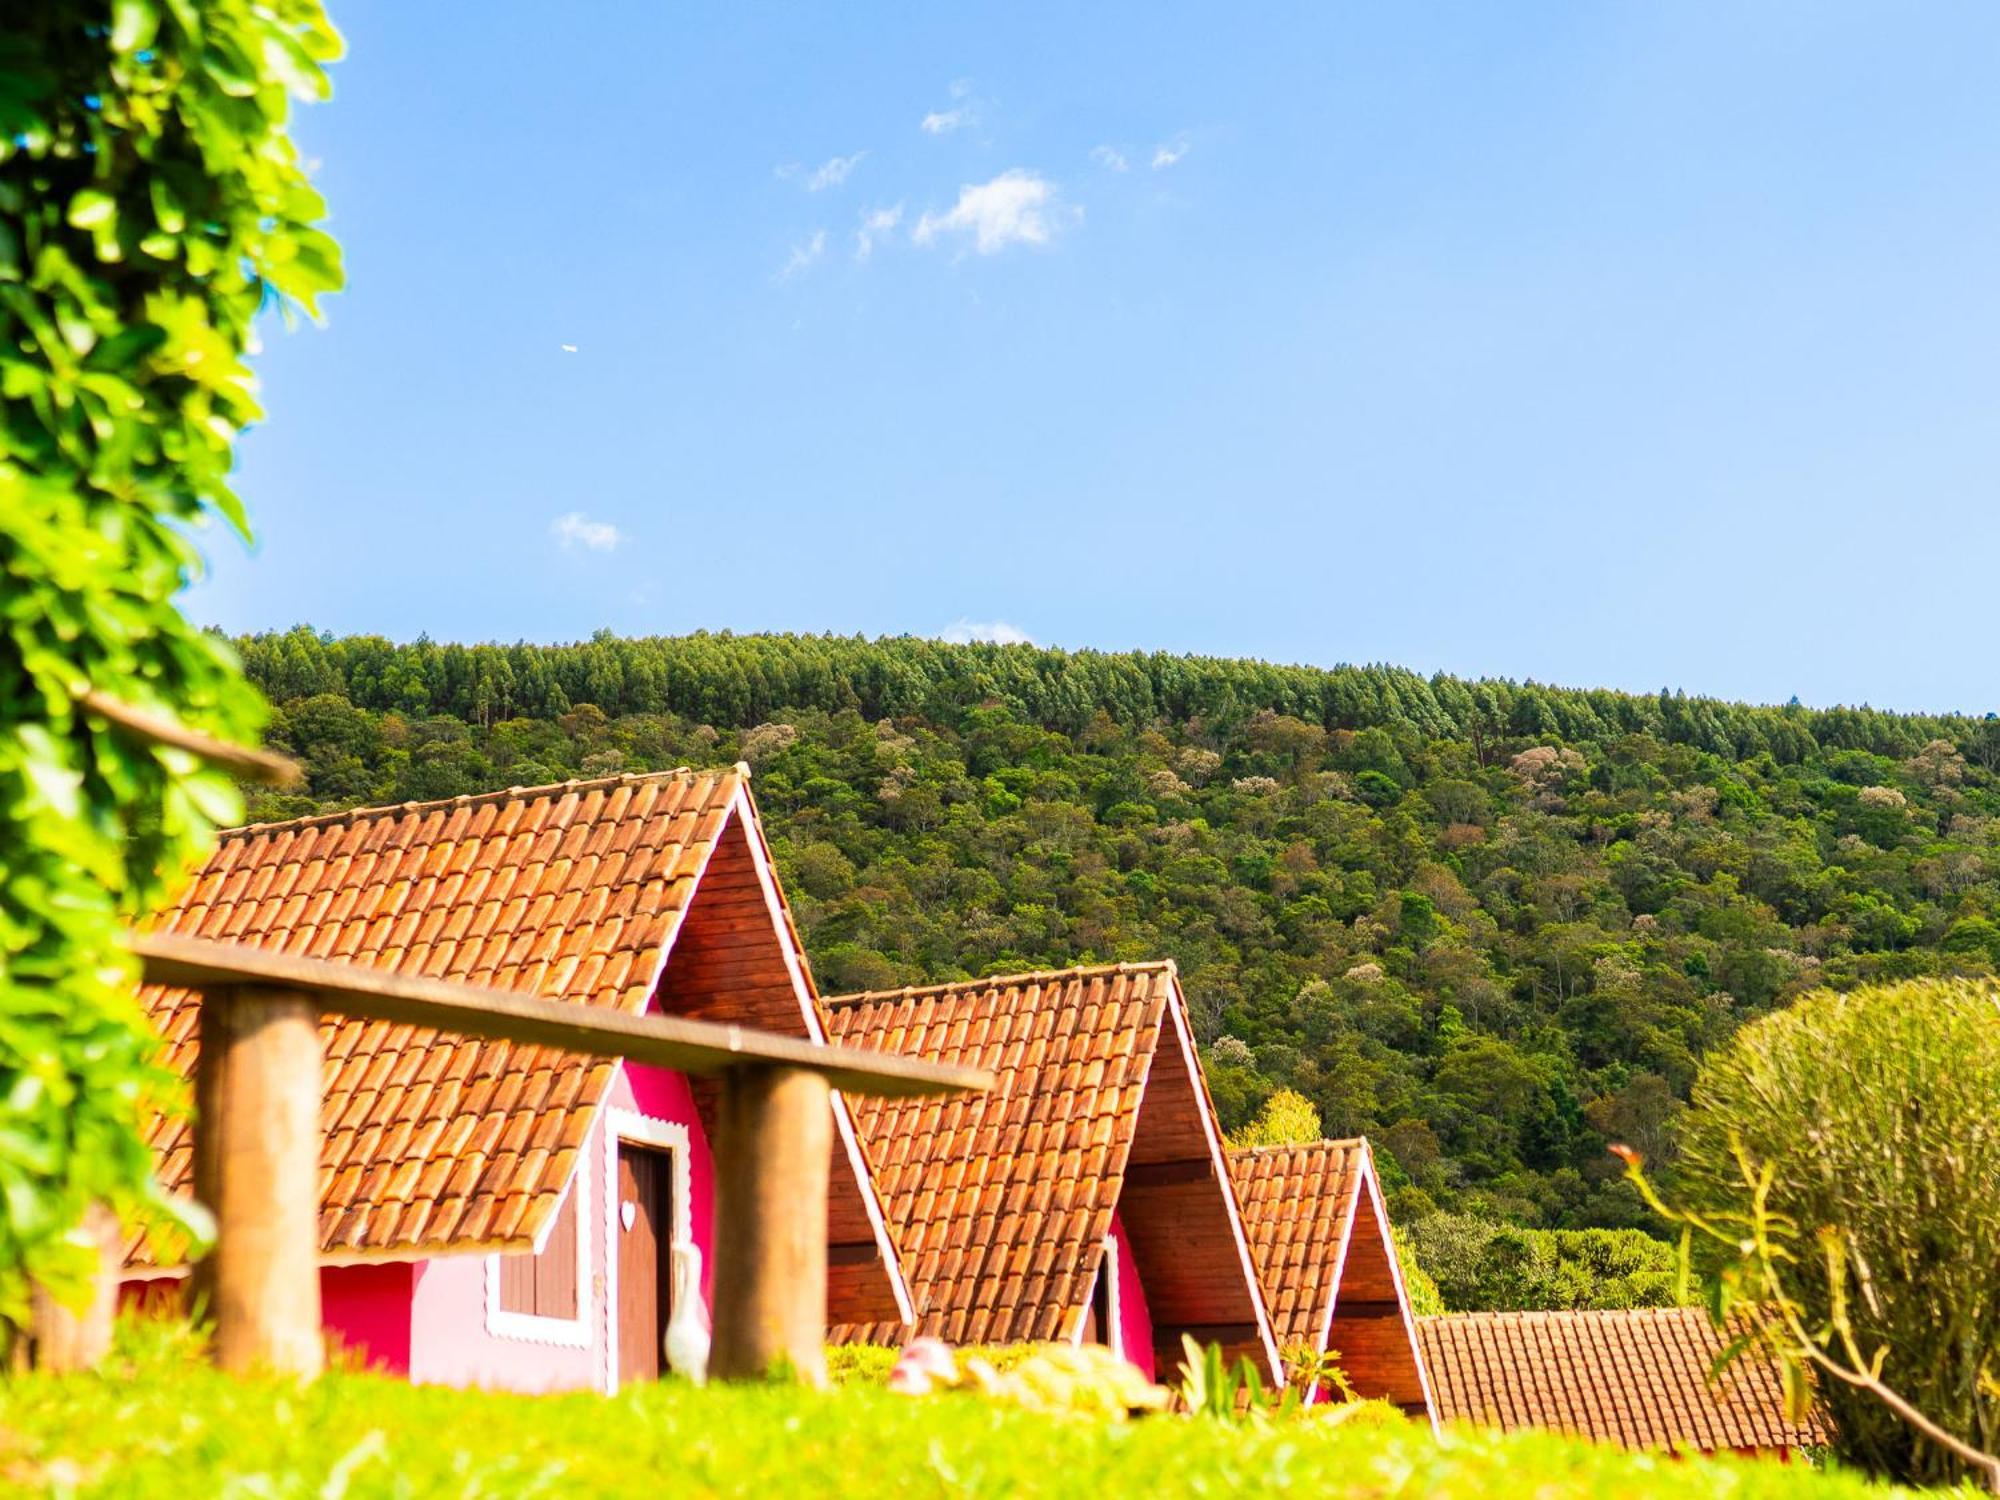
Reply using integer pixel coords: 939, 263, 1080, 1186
200, 3, 2000, 713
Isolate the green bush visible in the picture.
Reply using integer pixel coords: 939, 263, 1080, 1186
1674, 978, 2000, 1487
1402, 1213, 1681, 1312
0, 1322, 1926, 1497
0, 2, 339, 1316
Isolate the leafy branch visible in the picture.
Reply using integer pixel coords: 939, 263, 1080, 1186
1613, 1140, 2000, 1493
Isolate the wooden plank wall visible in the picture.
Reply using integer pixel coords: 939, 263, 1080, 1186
1118, 1015, 1268, 1376
652, 817, 898, 1325
1328, 1187, 1427, 1409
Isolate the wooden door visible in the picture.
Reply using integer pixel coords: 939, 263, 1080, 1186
616, 1145, 673, 1383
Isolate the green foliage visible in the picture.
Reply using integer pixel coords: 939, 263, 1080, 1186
231, 629, 2000, 1231
0, 6, 341, 1317
827, 1342, 899, 1385
1225, 1087, 1322, 1149
0, 1324, 1924, 1497
1672, 979, 2000, 1487
1401, 1213, 1682, 1312
1175, 1334, 1302, 1422
1394, 1239, 1447, 1317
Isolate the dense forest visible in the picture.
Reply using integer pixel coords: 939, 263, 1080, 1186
233, 627, 2000, 1236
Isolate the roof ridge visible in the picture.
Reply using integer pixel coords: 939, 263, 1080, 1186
1423, 1306, 1701, 1326
1226, 1135, 1369, 1157
218, 766, 726, 840
821, 957, 1178, 1008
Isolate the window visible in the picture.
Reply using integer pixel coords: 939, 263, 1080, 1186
497, 1190, 578, 1319
1084, 1234, 1120, 1347
485, 1159, 592, 1347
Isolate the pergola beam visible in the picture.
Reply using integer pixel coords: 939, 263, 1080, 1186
134, 933, 989, 1097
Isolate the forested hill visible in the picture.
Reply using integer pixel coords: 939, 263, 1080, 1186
236, 628, 2000, 1232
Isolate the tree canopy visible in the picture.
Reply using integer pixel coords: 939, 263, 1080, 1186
231, 628, 2000, 1238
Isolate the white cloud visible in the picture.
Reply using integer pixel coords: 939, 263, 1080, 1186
778, 228, 827, 280
805, 151, 866, 192
941, 619, 1034, 646
921, 79, 976, 135
913, 170, 1064, 255
1090, 145, 1129, 172
550, 512, 621, 553
1151, 135, 1190, 170
560, 343, 578, 353
854, 203, 903, 261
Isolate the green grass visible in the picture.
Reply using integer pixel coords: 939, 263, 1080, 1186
0, 1327, 1943, 1498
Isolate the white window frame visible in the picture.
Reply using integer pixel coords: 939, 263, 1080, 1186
484, 1147, 593, 1348
601, 1106, 694, 1394
1075, 1230, 1123, 1349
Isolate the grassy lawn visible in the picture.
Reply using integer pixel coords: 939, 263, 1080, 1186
0, 1330, 1940, 1498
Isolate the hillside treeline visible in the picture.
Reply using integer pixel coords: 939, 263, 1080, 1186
234, 627, 2000, 1232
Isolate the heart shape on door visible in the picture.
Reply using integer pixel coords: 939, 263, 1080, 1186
621, 1200, 637, 1232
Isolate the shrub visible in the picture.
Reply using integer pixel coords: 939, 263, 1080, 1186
1402, 1214, 1681, 1313
1673, 978, 2000, 1487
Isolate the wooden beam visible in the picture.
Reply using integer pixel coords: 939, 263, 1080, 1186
826, 1241, 881, 1268
1121, 1157, 1214, 1189
1329, 1299, 1406, 1320
25, 1204, 121, 1372
199, 987, 324, 1377
79, 690, 302, 787
1154, 1322, 1262, 1345
708, 1065, 829, 1385
134, 933, 990, 1100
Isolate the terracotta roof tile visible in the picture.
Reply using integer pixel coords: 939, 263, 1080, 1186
131, 769, 743, 1265
1228, 1139, 1366, 1351
1418, 1308, 1824, 1452
822, 964, 1174, 1347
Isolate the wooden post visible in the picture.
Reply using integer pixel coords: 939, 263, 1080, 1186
193, 987, 324, 1377
23, 1203, 122, 1372
708, 1065, 831, 1385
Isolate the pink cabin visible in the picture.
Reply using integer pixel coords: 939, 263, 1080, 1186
823, 962, 1282, 1383
124, 768, 913, 1390
1229, 1138, 1436, 1424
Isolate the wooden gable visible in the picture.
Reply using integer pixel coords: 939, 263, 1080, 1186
654, 801, 909, 1327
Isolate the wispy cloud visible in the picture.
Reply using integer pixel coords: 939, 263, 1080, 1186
551, 512, 621, 553
854, 203, 903, 261
1090, 145, 1129, 172
804, 151, 866, 192
779, 228, 827, 280
921, 79, 976, 135
941, 619, 1034, 646
1151, 135, 1190, 170
913, 170, 1066, 255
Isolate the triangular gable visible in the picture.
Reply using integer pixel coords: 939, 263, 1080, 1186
1121, 976, 1284, 1382
1230, 1138, 1435, 1423
129, 769, 910, 1330
649, 781, 913, 1326
823, 962, 1281, 1382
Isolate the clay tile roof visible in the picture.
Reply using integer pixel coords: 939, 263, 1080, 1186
1417, 1308, 1826, 1453
1228, 1138, 1366, 1350
821, 963, 1175, 1347
134, 768, 742, 1265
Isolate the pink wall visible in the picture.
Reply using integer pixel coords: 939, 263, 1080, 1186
120, 1061, 718, 1396
323, 1262, 414, 1374
402, 1059, 715, 1393
1110, 1211, 1155, 1380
